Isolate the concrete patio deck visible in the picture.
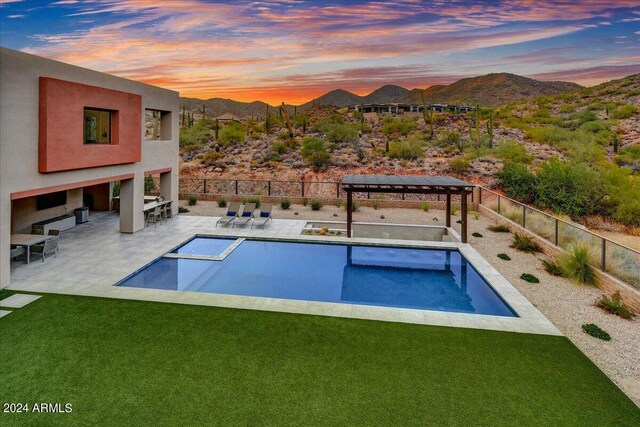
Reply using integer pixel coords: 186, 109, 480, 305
8, 212, 560, 336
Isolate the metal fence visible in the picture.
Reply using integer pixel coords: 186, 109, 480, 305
478, 187, 640, 289
179, 177, 472, 203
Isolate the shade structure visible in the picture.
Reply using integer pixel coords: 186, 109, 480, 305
340, 175, 475, 243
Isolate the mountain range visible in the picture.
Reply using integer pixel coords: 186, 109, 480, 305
180, 73, 582, 117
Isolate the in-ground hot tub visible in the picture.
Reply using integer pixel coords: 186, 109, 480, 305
302, 221, 457, 242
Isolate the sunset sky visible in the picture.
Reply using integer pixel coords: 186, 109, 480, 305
1, 0, 639, 105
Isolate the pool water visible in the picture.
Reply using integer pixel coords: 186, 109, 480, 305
118, 238, 516, 317
171, 237, 235, 256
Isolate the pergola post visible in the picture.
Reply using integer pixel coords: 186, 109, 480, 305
346, 190, 353, 238
461, 192, 468, 243
445, 194, 451, 228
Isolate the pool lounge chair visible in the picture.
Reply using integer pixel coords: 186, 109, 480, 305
232, 203, 256, 228
251, 203, 273, 228
215, 202, 241, 227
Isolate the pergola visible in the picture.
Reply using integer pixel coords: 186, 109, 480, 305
341, 175, 475, 243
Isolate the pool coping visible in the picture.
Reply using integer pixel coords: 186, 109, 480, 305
116, 231, 561, 336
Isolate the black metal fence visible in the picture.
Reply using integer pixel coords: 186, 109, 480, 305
179, 177, 472, 203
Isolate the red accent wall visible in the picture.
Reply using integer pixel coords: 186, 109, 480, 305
39, 77, 142, 173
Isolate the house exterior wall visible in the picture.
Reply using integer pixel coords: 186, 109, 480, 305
0, 47, 179, 288
39, 77, 143, 172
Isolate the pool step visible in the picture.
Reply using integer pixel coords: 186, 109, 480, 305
162, 238, 245, 261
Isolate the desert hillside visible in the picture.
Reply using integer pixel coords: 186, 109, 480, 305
179, 73, 640, 229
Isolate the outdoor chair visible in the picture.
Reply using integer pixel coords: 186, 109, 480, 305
10, 245, 26, 261
232, 203, 256, 228
30, 237, 59, 262
148, 206, 163, 227
162, 201, 173, 221
215, 202, 242, 227
32, 229, 44, 235
251, 203, 273, 228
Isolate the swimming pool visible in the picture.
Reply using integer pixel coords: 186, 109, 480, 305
118, 237, 516, 317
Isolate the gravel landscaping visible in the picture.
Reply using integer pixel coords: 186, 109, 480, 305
180, 200, 640, 406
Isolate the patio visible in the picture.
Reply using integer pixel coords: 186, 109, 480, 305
7, 211, 558, 336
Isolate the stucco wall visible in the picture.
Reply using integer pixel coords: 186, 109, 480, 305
0, 47, 180, 288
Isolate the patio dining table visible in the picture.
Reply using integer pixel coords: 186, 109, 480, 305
11, 234, 55, 264
143, 200, 168, 212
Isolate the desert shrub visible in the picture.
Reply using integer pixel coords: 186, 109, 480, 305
542, 259, 564, 276
495, 140, 533, 163
611, 104, 638, 119
187, 194, 198, 206
579, 120, 609, 134
271, 141, 288, 154
243, 197, 261, 209
472, 232, 483, 238
451, 205, 459, 215
526, 126, 593, 153
217, 198, 227, 208
178, 206, 190, 213
582, 323, 611, 341
421, 202, 430, 212
323, 122, 358, 143
201, 151, 223, 166
536, 159, 604, 217
520, 273, 540, 283
557, 244, 598, 285
435, 130, 461, 148
218, 122, 245, 146
498, 162, 538, 204
388, 138, 424, 160
497, 253, 511, 261
280, 198, 291, 210
381, 118, 415, 137
511, 233, 542, 253
345, 200, 358, 212
310, 199, 323, 211
448, 157, 470, 175
600, 163, 640, 227
301, 137, 331, 167
596, 292, 635, 320
179, 119, 213, 147
488, 224, 511, 233
302, 198, 308, 206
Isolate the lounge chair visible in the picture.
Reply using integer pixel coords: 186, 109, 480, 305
215, 202, 241, 227
251, 203, 273, 228
31, 237, 59, 262
232, 203, 256, 228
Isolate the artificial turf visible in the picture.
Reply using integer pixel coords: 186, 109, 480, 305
1, 292, 639, 426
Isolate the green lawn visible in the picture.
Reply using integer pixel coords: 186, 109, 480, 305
1, 292, 638, 426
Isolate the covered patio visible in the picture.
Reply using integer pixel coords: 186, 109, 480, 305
341, 175, 475, 243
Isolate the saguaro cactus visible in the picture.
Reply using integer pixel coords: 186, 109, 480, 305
214, 118, 219, 141
475, 105, 480, 147
486, 111, 494, 148
264, 105, 272, 135
420, 90, 434, 137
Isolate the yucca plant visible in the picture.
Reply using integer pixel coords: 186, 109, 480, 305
557, 244, 598, 286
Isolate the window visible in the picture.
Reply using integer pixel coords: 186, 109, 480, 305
145, 109, 172, 140
84, 108, 112, 144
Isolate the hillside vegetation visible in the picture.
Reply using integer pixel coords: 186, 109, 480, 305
179, 73, 640, 228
